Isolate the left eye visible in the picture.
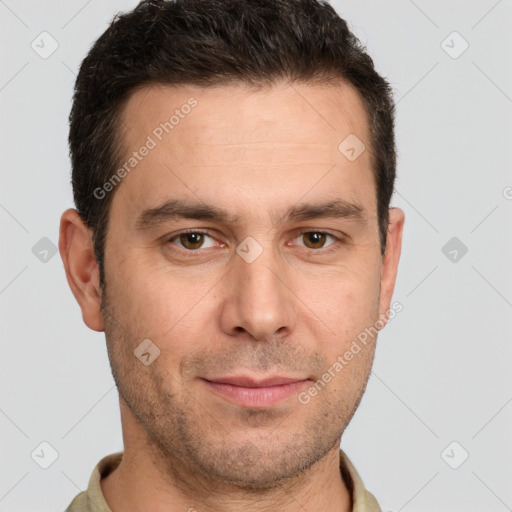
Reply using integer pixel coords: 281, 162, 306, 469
295, 231, 336, 249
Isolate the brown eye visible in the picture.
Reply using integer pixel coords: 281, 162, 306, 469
168, 231, 221, 252
302, 232, 328, 249
294, 231, 338, 250
177, 232, 205, 250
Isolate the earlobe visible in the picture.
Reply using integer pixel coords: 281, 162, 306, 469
59, 208, 105, 332
378, 207, 405, 322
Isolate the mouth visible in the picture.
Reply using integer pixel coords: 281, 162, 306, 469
200, 375, 311, 408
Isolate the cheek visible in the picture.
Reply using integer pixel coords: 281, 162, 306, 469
300, 260, 381, 323
106, 253, 218, 358
108, 249, 178, 314
295, 261, 381, 367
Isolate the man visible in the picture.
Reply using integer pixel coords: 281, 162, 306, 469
59, 0, 404, 510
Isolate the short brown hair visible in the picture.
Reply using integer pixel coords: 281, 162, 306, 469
69, 0, 396, 291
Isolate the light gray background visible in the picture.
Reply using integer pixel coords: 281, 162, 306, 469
1, 1, 511, 510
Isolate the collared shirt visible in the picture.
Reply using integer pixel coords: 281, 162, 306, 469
65, 449, 381, 511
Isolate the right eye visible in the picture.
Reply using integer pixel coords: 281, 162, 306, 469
167, 230, 220, 251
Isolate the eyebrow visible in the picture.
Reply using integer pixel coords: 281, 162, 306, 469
134, 198, 367, 231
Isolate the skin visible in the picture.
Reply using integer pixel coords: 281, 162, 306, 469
59, 81, 404, 512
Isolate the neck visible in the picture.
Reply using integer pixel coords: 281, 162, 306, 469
101, 409, 352, 512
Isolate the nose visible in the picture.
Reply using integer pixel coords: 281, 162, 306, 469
219, 245, 296, 342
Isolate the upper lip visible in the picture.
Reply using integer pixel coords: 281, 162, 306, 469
204, 375, 309, 388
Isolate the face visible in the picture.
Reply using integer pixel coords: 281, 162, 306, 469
75, 81, 403, 490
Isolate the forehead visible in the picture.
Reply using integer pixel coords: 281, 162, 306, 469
121, 80, 369, 145
114, 81, 375, 221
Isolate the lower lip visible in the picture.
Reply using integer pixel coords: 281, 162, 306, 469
201, 379, 310, 408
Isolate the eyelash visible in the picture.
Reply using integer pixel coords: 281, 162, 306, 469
166, 228, 344, 255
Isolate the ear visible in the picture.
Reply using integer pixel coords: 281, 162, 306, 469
378, 207, 405, 320
59, 208, 104, 332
